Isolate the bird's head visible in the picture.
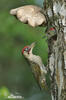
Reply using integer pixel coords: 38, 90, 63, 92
22, 42, 35, 59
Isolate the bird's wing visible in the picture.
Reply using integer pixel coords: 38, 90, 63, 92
30, 61, 47, 89
30, 61, 41, 80
30, 61, 42, 89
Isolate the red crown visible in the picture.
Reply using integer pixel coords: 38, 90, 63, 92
22, 46, 28, 54
49, 27, 55, 31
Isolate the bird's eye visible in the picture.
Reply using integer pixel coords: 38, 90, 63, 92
25, 48, 29, 51
24, 47, 31, 54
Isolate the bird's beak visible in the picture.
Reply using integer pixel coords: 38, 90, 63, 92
30, 42, 35, 49
29, 42, 35, 54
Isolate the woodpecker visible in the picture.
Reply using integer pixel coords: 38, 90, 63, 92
22, 42, 47, 90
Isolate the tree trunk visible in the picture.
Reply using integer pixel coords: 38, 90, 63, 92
43, 0, 66, 100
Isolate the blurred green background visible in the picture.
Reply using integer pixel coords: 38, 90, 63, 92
0, 0, 51, 100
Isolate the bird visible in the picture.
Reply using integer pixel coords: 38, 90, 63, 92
10, 5, 46, 27
22, 42, 47, 90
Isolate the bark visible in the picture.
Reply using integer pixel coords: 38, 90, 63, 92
43, 0, 66, 100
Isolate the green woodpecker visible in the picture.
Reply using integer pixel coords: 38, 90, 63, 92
22, 42, 47, 90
